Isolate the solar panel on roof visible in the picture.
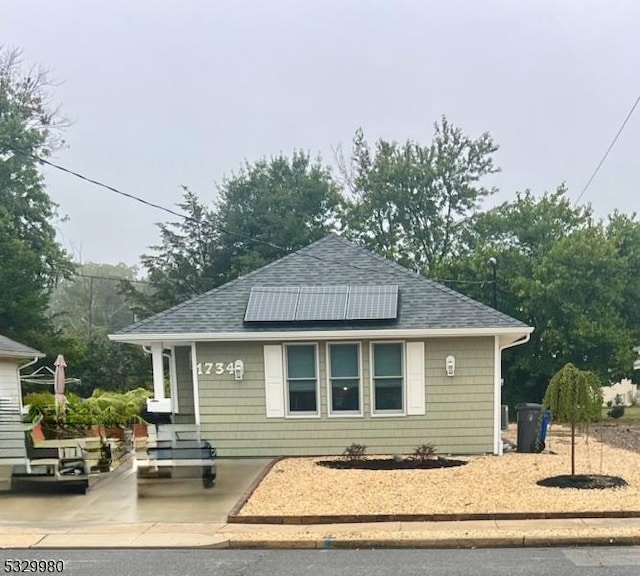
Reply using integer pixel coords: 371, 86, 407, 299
244, 287, 300, 322
295, 286, 349, 321
244, 285, 399, 322
345, 285, 398, 320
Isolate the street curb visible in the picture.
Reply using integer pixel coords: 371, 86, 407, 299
227, 510, 640, 525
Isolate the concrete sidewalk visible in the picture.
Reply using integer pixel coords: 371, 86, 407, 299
2, 517, 640, 549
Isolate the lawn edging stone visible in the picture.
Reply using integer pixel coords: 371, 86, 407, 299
227, 510, 640, 525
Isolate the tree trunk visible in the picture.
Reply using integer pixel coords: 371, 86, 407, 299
571, 421, 576, 476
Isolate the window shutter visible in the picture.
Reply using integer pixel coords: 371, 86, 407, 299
406, 341, 425, 415
264, 345, 285, 418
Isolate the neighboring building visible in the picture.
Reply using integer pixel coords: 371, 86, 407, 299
0, 334, 44, 490
602, 379, 639, 407
110, 234, 533, 457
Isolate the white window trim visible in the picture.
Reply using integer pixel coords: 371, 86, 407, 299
284, 342, 321, 419
369, 340, 406, 417
326, 342, 363, 418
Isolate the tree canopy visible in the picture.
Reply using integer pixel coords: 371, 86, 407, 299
0, 48, 73, 346
128, 152, 342, 316
340, 117, 499, 272
436, 188, 640, 406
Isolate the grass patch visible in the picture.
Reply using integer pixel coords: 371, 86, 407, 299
602, 405, 640, 421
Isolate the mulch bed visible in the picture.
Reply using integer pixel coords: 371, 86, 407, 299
537, 474, 628, 490
316, 457, 468, 470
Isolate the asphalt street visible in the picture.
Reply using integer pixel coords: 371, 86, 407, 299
2, 548, 640, 576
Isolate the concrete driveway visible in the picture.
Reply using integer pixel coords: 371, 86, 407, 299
0, 458, 271, 524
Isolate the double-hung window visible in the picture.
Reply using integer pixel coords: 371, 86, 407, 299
285, 344, 318, 415
328, 343, 361, 416
371, 342, 404, 414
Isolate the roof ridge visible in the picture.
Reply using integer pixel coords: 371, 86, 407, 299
117, 234, 339, 335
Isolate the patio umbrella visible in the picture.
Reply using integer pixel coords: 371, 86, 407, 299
54, 354, 68, 420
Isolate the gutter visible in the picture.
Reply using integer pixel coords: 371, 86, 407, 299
110, 326, 534, 345
500, 333, 531, 352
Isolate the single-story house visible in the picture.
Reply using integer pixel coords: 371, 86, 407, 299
602, 379, 639, 407
0, 334, 44, 488
110, 234, 533, 457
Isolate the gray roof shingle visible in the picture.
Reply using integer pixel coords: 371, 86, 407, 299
116, 234, 530, 336
0, 334, 45, 359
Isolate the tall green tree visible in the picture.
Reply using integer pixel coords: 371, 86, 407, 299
50, 262, 140, 338
123, 188, 225, 316
129, 153, 342, 316
72, 337, 151, 394
341, 116, 499, 272
216, 151, 342, 277
436, 188, 636, 406
0, 48, 73, 345
605, 211, 640, 375
49, 262, 152, 394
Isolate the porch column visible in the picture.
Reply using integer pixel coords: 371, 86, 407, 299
151, 343, 165, 400
168, 347, 179, 413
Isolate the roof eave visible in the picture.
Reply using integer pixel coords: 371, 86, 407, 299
109, 326, 534, 345
0, 350, 45, 360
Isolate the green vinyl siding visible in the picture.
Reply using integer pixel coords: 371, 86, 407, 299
173, 346, 195, 424
191, 337, 495, 457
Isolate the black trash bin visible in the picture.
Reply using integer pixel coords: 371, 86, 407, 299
516, 403, 542, 453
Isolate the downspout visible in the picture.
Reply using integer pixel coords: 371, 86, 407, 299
18, 356, 40, 373
494, 333, 533, 455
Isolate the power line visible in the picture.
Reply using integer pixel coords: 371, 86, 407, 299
11, 147, 198, 223
10, 146, 491, 288
75, 273, 150, 284
9, 146, 285, 253
574, 91, 640, 205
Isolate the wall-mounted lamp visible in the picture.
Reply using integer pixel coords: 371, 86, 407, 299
445, 355, 456, 377
234, 360, 245, 381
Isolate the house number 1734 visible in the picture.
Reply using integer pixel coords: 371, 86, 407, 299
196, 362, 235, 376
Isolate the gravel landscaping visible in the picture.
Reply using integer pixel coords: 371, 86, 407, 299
590, 422, 640, 454
238, 424, 640, 517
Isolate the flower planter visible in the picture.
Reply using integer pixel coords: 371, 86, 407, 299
132, 423, 148, 437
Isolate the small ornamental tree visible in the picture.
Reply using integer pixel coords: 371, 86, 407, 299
542, 363, 603, 476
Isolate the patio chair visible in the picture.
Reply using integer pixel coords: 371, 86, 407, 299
23, 431, 88, 477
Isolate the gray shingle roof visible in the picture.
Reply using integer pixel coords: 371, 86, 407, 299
0, 334, 44, 359
116, 234, 530, 336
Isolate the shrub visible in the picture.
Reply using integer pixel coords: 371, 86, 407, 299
608, 405, 625, 419
342, 443, 367, 462
411, 443, 437, 463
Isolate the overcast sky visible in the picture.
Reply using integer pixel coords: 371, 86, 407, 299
2, 0, 639, 268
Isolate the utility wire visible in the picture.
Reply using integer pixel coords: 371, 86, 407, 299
75, 273, 151, 284
12, 148, 198, 223
574, 91, 640, 205
10, 146, 490, 288
9, 146, 285, 253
